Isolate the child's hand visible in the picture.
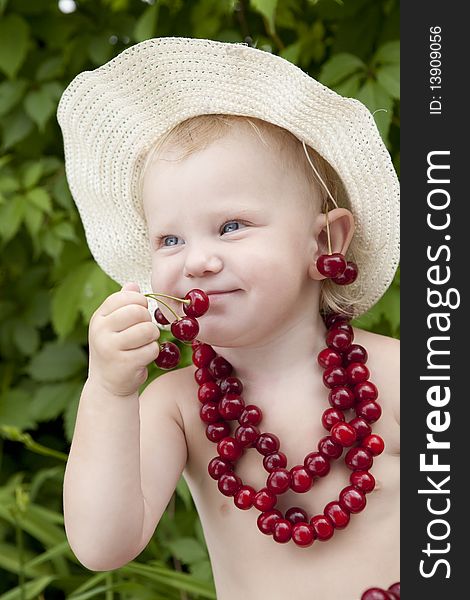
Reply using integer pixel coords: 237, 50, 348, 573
87, 282, 161, 397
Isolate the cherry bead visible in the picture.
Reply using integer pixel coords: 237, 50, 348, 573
218, 393, 245, 420
362, 434, 385, 456
234, 424, 259, 447
217, 437, 243, 461
198, 381, 222, 403
234, 485, 256, 509
316, 253, 347, 278
350, 470, 376, 494
192, 343, 216, 368
263, 451, 288, 472
332, 260, 358, 285
323, 366, 348, 388
322, 408, 345, 431
291, 522, 315, 547
194, 367, 215, 385
334, 323, 354, 337
285, 507, 309, 524
346, 362, 370, 385
329, 386, 355, 410
257, 509, 283, 535
255, 433, 280, 455
318, 435, 343, 459
290, 466, 313, 493
183, 288, 210, 318
217, 472, 242, 496
191, 338, 202, 349
325, 312, 350, 329
354, 380, 378, 402
343, 344, 368, 364
267, 468, 291, 494
388, 583, 400, 597
349, 417, 372, 440
199, 401, 220, 424
219, 376, 243, 395
345, 447, 373, 471
171, 316, 199, 342
317, 347, 343, 369
206, 421, 230, 442
253, 488, 277, 511
361, 589, 392, 600
324, 501, 350, 529
356, 400, 382, 423
208, 456, 232, 480
154, 307, 169, 325
330, 422, 357, 447
273, 519, 292, 543
155, 342, 180, 369
239, 405, 263, 426
304, 452, 331, 477
326, 328, 353, 352
339, 485, 367, 513
310, 514, 334, 541
209, 356, 233, 379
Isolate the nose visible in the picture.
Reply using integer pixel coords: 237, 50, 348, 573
183, 244, 224, 278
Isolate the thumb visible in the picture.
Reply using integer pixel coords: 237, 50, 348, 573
121, 282, 140, 292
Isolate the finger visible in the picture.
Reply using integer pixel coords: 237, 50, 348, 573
107, 303, 153, 333
123, 339, 161, 367
98, 286, 148, 317
115, 321, 160, 350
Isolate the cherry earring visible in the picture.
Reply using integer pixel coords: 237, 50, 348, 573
315, 200, 358, 285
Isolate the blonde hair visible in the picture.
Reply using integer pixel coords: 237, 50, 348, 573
138, 114, 367, 316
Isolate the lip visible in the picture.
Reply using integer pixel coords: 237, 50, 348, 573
206, 289, 240, 295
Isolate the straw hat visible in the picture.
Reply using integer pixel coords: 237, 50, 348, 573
56, 36, 399, 321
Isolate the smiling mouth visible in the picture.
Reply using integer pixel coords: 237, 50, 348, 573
207, 290, 240, 296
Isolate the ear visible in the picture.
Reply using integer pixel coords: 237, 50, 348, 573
308, 208, 355, 281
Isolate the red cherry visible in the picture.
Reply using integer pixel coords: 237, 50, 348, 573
343, 344, 368, 364
291, 522, 315, 547
209, 355, 233, 379
285, 507, 309, 524
350, 470, 376, 494
257, 509, 282, 535
234, 485, 256, 509
217, 472, 241, 496
326, 328, 353, 352
217, 436, 243, 461
362, 434, 385, 456
346, 362, 370, 385
318, 435, 343, 459
356, 400, 382, 423
255, 433, 280, 455
267, 468, 291, 494
388, 583, 400, 597
208, 456, 232, 480
219, 376, 243, 395
194, 367, 215, 385
253, 488, 277, 511
316, 253, 347, 278
345, 447, 373, 471
349, 417, 372, 440
330, 422, 357, 447
263, 451, 288, 472
234, 424, 259, 447
155, 342, 180, 369
354, 380, 378, 402
192, 343, 216, 367
317, 347, 343, 369
171, 316, 199, 341
154, 307, 169, 325
304, 452, 330, 477
290, 466, 313, 493
199, 401, 220, 424
361, 589, 393, 600
218, 393, 245, 420
273, 519, 292, 543
239, 405, 263, 426
183, 288, 210, 317
324, 501, 350, 529
323, 366, 348, 388
325, 312, 350, 328
329, 386, 355, 410
321, 408, 345, 431
197, 381, 222, 403
310, 514, 334, 540
206, 422, 230, 442
339, 485, 367, 513
332, 260, 358, 285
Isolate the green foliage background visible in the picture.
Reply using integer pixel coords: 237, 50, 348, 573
0, 0, 399, 597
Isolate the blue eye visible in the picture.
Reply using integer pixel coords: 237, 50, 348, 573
221, 220, 245, 234
162, 235, 180, 247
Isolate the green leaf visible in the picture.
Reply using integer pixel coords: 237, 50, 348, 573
12, 319, 40, 356
374, 40, 399, 65
0, 79, 28, 117
0, 174, 20, 194
23, 87, 56, 133
319, 53, 365, 87
23, 204, 44, 237
377, 64, 400, 99
0, 194, 25, 243
53, 221, 78, 243
22, 161, 44, 189
25, 187, 53, 214
251, 0, 278, 34
51, 171, 73, 210
25, 340, 87, 382
133, 3, 159, 43
87, 35, 114, 66
1, 107, 34, 149
355, 79, 393, 145
63, 381, 83, 443
36, 55, 64, 82
77, 263, 117, 323
279, 40, 302, 65
41, 228, 64, 261
30, 381, 78, 422
333, 72, 363, 98
0, 14, 30, 79
175, 475, 193, 511
166, 538, 208, 564
0, 388, 36, 429
51, 261, 95, 338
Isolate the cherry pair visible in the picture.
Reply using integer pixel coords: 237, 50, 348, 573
316, 252, 358, 285
361, 582, 400, 599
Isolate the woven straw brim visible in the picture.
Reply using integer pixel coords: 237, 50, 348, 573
56, 36, 400, 321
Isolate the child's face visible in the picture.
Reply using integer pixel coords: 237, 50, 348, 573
142, 124, 322, 347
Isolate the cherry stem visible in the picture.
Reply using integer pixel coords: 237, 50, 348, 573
324, 201, 332, 255
144, 292, 190, 306
146, 296, 180, 322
